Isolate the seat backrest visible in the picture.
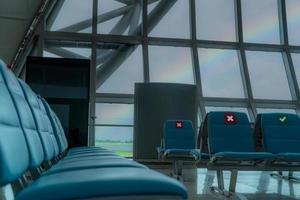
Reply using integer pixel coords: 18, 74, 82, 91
207, 112, 254, 154
53, 111, 69, 150
18, 79, 56, 161
164, 120, 195, 149
39, 97, 68, 153
0, 60, 30, 186
0, 61, 44, 169
261, 113, 300, 153
37, 97, 60, 157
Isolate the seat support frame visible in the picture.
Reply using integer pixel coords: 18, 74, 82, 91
270, 171, 300, 183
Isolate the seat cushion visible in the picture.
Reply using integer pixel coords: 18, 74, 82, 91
67, 148, 113, 156
276, 153, 300, 161
57, 155, 125, 165
45, 158, 147, 175
68, 146, 107, 153
212, 152, 274, 160
64, 152, 118, 160
16, 168, 188, 200
165, 149, 200, 158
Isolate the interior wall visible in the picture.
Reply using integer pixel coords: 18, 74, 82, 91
0, 0, 42, 64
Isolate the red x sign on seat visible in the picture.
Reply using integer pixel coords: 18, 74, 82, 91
175, 121, 184, 128
224, 113, 236, 124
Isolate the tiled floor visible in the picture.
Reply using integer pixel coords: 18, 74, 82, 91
151, 165, 300, 200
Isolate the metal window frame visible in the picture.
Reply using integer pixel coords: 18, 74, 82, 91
26, 0, 300, 145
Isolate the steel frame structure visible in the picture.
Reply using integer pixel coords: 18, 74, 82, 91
11, 0, 300, 145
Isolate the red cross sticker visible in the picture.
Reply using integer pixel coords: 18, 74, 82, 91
175, 121, 184, 128
224, 113, 236, 124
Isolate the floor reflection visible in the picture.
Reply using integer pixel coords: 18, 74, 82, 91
150, 165, 300, 200
195, 169, 300, 200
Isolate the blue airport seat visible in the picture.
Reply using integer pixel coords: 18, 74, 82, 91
44, 158, 147, 175
18, 79, 119, 162
0, 60, 29, 186
0, 59, 188, 200
19, 81, 147, 172
206, 112, 274, 163
18, 79, 59, 162
0, 60, 44, 170
158, 120, 200, 159
261, 113, 300, 162
203, 111, 274, 197
38, 96, 116, 157
16, 167, 188, 200
158, 120, 200, 179
20, 79, 115, 154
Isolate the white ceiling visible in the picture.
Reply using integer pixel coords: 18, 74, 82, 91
0, 0, 42, 64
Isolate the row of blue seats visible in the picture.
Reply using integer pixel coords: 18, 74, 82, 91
158, 112, 300, 195
0, 60, 188, 200
160, 112, 300, 166
158, 112, 300, 180
200, 111, 300, 166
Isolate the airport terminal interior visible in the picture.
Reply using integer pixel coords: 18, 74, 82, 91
1, 0, 300, 199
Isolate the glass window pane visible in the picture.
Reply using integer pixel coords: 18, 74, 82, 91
43, 51, 61, 58
291, 53, 300, 89
205, 106, 250, 120
98, 0, 141, 36
257, 108, 296, 114
48, 0, 93, 33
149, 46, 194, 84
198, 48, 245, 98
95, 126, 133, 157
44, 46, 91, 59
246, 51, 292, 100
286, 0, 300, 45
242, 0, 280, 44
149, 0, 190, 39
148, 1, 160, 14
196, 0, 236, 42
95, 103, 133, 125
97, 45, 143, 94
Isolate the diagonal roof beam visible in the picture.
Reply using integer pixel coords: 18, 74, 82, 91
96, 49, 116, 65
96, 0, 178, 88
147, 0, 178, 32
148, 0, 160, 4
56, 5, 134, 32
96, 10, 134, 65
129, 2, 141, 35
45, 47, 88, 59
114, 0, 136, 5
110, 8, 134, 35
46, 0, 65, 30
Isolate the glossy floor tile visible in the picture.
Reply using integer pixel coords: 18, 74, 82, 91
151, 166, 300, 200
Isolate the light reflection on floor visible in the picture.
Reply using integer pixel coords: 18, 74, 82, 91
196, 169, 300, 199
153, 166, 300, 200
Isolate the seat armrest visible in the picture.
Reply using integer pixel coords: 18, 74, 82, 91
210, 152, 274, 165
157, 147, 164, 154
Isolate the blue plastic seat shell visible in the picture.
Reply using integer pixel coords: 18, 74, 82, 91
16, 167, 188, 200
44, 158, 147, 175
